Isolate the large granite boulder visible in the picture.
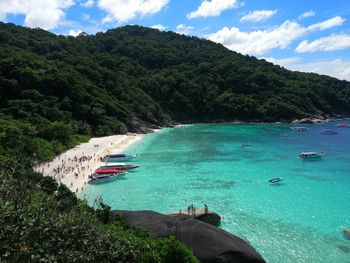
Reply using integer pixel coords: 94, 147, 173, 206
299, 118, 313, 124
113, 210, 266, 263
194, 211, 221, 226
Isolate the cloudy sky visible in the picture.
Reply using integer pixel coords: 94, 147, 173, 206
1, 0, 350, 80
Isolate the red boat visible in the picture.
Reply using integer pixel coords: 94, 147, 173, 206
336, 123, 349, 128
95, 168, 121, 174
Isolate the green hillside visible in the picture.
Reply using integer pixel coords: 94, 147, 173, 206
1, 23, 350, 136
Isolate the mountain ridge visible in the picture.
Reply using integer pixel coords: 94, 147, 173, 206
1, 22, 350, 139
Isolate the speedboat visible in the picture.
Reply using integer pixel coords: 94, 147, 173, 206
88, 168, 127, 184
290, 127, 308, 131
336, 123, 349, 128
88, 173, 120, 184
299, 152, 324, 160
99, 162, 140, 171
268, 177, 283, 184
104, 153, 137, 162
95, 168, 127, 175
320, 129, 337, 135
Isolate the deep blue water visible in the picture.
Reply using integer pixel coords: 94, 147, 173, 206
83, 121, 350, 262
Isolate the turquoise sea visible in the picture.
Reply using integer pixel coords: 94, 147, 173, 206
83, 122, 350, 262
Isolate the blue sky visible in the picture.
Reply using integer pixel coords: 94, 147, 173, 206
1, 0, 350, 80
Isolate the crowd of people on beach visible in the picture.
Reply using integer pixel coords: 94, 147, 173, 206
36, 136, 139, 195
36, 151, 108, 194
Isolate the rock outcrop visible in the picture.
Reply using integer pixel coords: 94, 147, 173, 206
293, 118, 330, 124
299, 118, 313, 124
113, 210, 266, 263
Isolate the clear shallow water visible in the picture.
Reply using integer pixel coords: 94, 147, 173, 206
83, 122, 350, 262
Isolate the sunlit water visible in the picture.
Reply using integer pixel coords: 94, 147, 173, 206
83, 122, 350, 262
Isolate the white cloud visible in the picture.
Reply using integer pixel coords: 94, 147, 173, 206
298, 10, 316, 20
208, 16, 345, 55
82, 13, 91, 21
240, 9, 277, 23
176, 24, 194, 35
187, 0, 238, 19
97, 0, 169, 23
263, 56, 302, 65
68, 29, 83, 36
208, 20, 305, 55
151, 24, 167, 31
296, 34, 350, 53
263, 57, 350, 81
0, 0, 74, 30
342, 67, 350, 77
82, 0, 94, 8
307, 16, 345, 31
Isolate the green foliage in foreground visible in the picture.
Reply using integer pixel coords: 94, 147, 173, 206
0, 116, 198, 262
0, 161, 198, 263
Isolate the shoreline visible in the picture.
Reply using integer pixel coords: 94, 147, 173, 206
35, 133, 145, 194
174, 117, 350, 126
35, 118, 348, 194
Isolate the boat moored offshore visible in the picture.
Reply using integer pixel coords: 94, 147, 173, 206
336, 123, 349, 128
320, 129, 337, 135
299, 152, 324, 160
268, 177, 283, 184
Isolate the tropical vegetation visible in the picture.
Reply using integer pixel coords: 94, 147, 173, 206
1, 22, 350, 262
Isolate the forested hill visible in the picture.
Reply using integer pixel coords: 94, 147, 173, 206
1, 22, 350, 140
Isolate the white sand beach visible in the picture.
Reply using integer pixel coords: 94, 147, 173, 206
35, 133, 143, 194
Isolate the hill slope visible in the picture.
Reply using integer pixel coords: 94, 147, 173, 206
1, 23, 350, 136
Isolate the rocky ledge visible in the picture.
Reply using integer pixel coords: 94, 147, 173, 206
113, 210, 266, 263
168, 206, 221, 226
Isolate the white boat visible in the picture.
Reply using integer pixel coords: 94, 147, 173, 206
88, 173, 120, 184
320, 129, 337, 135
100, 162, 140, 170
268, 177, 283, 184
299, 152, 324, 160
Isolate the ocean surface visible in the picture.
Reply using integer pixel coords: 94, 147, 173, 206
83, 122, 350, 262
